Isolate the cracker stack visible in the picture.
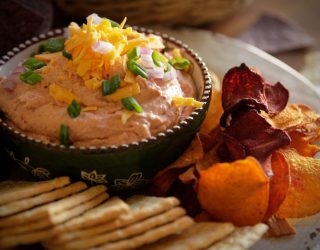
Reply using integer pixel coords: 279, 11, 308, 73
43, 195, 194, 250
0, 177, 268, 249
140, 223, 268, 250
0, 177, 109, 248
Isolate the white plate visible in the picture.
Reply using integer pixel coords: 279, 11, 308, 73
153, 27, 320, 250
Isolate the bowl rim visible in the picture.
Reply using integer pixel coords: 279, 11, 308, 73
0, 26, 212, 153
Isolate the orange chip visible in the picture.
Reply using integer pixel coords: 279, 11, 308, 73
264, 151, 290, 220
276, 148, 320, 218
288, 131, 320, 157
200, 72, 223, 135
198, 157, 269, 226
266, 104, 320, 133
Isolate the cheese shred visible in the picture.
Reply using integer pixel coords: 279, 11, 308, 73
65, 16, 155, 87
172, 97, 203, 108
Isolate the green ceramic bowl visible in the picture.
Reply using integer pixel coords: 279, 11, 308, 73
0, 28, 212, 191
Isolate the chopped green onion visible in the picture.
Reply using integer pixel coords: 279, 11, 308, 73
121, 97, 143, 113
23, 57, 46, 70
39, 38, 65, 53
19, 71, 42, 85
127, 47, 141, 61
152, 51, 169, 71
59, 124, 69, 146
169, 57, 191, 70
109, 19, 120, 28
63, 50, 72, 60
67, 100, 81, 118
102, 73, 121, 96
127, 60, 148, 79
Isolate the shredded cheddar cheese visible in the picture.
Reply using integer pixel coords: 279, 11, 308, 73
84, 77, 102, 90
106, 83, 140, 101
173, 48, 182, 58
35, 52, 62, 62
65, 16, 156, 87
121, 110, 134, 124
49, 83, 79, 105
123, 71, 136, 85
82, 106, 98, 112
172, 97, 203, 108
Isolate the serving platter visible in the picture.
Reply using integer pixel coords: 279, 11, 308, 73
154, 27, 320, 250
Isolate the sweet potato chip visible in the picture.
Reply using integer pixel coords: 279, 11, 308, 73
264, 151, 290, 220
170, 180, 201, 216
276, 149, 320, 218
198, 157, 269, 226
266, 104, 320, 135
220, 109, 291, 163
198, 133, 220, 154
288, 131, 320, 157
179, 167, 198, 186
150, 135, 204, 196
194, 211, 213, 222
196, 139, 223, 173
220, 63, 288, 127
200, 72, 223, 135
266, 215, 296, 237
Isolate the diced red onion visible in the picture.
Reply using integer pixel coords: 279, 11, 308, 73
87, 13, 103, 25
140, 54, 154, 68
92, 41, 114, 54
1, 65, 26, 92
2, 80, 17, 92
13, 65, 25, 74
140, 47, 152, 55
163, 68, 177, 82
146, 67, 164, 79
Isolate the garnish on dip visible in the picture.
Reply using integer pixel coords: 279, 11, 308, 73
23, 58, 47, 70
67, 100, 81, 118
0, 14, 202, 147
19, 70, 42, 85
102, 73, 121, 96
59, 124, 69, 146
62, 51, 72, 60
122, 97, 143, 113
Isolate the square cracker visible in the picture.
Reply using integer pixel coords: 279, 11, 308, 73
43, 196, 179, 248
141, 222, 235, 250
0, 176, 70, 205
61, 195, 180, 238
45, 207, 186, 249
0, 181, 87, 217
206, 223, 268, 250
108, 196, 180, 229
50, 196, 129, 234
0, 192, 108, 237
94, 216, 194, 250
0, 185, 106, 227
0, 226, 56, 249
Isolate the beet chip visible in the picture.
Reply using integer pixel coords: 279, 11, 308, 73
221, 63, 289, 127
220, 109, 291, 163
